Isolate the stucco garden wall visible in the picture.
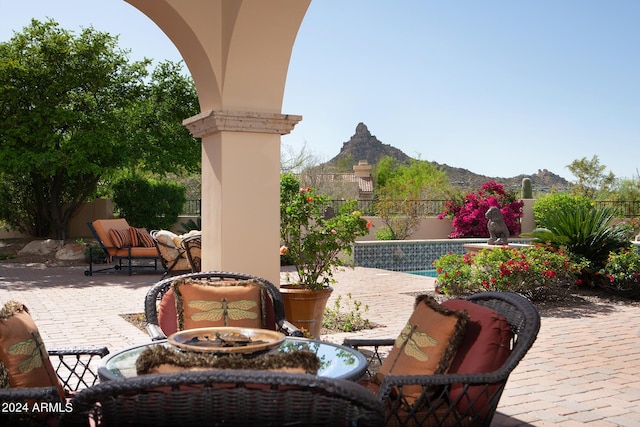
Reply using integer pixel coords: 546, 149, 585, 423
2, 198, 537, 241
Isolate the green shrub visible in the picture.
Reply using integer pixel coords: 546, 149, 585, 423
433, 246, 587, 300
432, 252, 475, 295
474, 246, 587, 298
112, 176, 186, 230
532, 193, 592, 229
523, 204, 631, 272
374, 226, 396, 240
322, 293, 371, 332
599, 248, 640, 298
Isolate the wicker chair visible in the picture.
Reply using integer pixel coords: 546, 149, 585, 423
144, 271, 303, 340
181, 234, 201, 273
0, 347, 109, 427
60, 369, 385, 427
343, 292, 541, 427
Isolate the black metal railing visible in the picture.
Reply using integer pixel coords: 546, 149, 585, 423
180, 199, 448, 217
593, 200, 640, 218
183, 199, 640, 218
326, 199, 448, 217
182, 199, 201, 216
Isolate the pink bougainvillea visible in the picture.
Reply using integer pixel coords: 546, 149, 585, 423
438, 181, 524, 238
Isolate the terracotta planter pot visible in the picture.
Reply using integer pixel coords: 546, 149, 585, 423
279, 285, 333, 338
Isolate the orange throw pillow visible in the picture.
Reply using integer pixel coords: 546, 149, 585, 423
0, 301, 64, 399
108, 228, 132, 248
136, 228, 155, 248
377, 295, 468, 403
173, 279, 267, 331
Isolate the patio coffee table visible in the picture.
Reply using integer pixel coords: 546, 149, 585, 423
98, 337, 367, 381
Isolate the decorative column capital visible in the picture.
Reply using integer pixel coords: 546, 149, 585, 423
183, 110, 302, 138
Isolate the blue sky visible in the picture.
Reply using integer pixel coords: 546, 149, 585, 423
2, 1, 639, 181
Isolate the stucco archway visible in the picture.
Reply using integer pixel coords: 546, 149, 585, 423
125, 0, 310, 285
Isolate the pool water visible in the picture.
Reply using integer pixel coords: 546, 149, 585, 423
408, 269, 438, 278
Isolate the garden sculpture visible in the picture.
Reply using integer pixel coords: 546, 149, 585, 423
486, 206, 509, 245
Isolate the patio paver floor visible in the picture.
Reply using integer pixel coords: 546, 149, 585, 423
1, 262, 639, 426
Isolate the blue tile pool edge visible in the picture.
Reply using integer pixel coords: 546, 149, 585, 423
354, 238, 532, 272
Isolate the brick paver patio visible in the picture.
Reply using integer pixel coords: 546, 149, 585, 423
1, 262, 639, 426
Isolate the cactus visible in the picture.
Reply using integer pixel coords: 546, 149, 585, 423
521, 178, 533, 199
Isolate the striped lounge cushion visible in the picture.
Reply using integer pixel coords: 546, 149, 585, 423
108, 228, 132, 248
136, 228, 155, 248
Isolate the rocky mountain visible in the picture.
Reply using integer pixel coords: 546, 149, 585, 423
325, 123, 411, 167
322, 123, 571, 192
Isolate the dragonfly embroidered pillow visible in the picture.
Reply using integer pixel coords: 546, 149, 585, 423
173, 278, 274, 331
376, 294, 469, 402
0, 301, 64, 399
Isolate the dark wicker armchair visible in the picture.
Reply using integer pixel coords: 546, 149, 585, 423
60, 369, 384, 427
343, 292, 541, 427
0, 347, 109, 427
144, 271, 303, 340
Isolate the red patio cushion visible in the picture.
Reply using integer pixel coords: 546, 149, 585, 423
158, 288, 179, 337
441, 299, 513, 418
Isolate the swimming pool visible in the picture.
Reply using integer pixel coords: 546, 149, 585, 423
408, 269, 438, 278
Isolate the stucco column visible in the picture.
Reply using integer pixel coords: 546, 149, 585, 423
125, 0, 310, 285
184, 110, 301, 284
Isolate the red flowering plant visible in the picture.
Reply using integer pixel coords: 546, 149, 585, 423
431, 251, 474, 295
438, 181, 524, 238
280, 174, 372, 291
433, 246, 588, 300
598, 248, 640, 298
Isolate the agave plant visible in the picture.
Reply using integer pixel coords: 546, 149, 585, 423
522, 205, 631, 270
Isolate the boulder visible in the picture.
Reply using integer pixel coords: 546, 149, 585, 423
18, 239, 61, 256
55, 244, 86, 261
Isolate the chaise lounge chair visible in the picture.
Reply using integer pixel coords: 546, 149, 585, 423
85, 219, 160, 276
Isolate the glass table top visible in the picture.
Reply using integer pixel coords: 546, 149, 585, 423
98, 336, 367, 381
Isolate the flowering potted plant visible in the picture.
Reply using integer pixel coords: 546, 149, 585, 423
279, 174, 372, 336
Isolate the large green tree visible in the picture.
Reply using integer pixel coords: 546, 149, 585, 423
566, 155, 615, 198
610, 176, 640, 217
373, 157, 450, 239
0, 19, 199, 239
